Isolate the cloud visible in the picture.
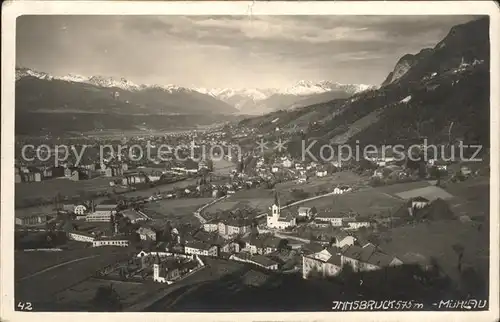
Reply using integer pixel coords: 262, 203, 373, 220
16, 15, 483, 88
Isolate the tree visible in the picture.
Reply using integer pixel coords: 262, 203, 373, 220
460, 267, 487, 298
452, 244, 465, 273
369, 176, 384, 187
277, 239, 289, 251
427, 166, 441, 180
291, 189, 309, 200
306, 265, 323, 280
90, 284, 122, 311
357, 159, 377, 172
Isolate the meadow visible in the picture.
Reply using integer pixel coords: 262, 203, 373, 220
15, 248, 132, 303
293, 187, 405, 217
378, 219, 489, 284
15, 177, 112, 207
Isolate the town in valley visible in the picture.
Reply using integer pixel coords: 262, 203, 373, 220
13, 14, 491, 312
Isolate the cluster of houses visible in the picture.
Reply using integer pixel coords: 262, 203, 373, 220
202, 217, 253, 238
94, 251, 203, 284
311, 209, 373, 230
302, 233, 403, 279
253, 155, 334, 184
62, 199, 120, 222
15, 159, 130, 183
15, 153, 211, 185
15, 214, 52, 226
151, 253, 202, 283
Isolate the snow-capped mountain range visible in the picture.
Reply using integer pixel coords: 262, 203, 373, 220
15, 67, 191, 94
16, 67, 376, 114
197, 80, 376, 104
196, 81, 376, 113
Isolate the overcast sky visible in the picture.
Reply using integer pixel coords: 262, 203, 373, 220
16, 15, 481, 88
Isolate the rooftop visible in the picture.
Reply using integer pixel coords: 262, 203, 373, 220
341, 244, 396, 267
251, 254, 278, 267
186, 240, 215, 251
122, 209, 142, 221
99, 199, 119, 205
94, 236, 129, 242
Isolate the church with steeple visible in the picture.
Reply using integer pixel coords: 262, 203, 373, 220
266, 191, 297, 230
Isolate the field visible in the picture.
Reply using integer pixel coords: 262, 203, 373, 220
16, 177, 112, 198
444, 177, 489, 219
146, 198, 213, 216
292, 187, 405, 217
378, 220, 489, 283
15, 247, 128, 279
15, 177, 199, 218
211, 159, 236, 175
15, 247, 132, 304
118, 178, 198, 199
205, 188, 274, 214
275, 171, 367, 196
204, 172, 368, 215
15, 177, 112, 206
144, 197, 213, 226
52, 278, 163, 309
208, 198, 273, 215
395, 186, 454, 201
376, 180, 433, 195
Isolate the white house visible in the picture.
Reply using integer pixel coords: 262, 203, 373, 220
153, 256, 181, 284
411, 196, 430, 209
341, 244, 403, 272
136, 227, 157, 241
297, 174, 308, 184
85, 211, 113, 222
256, 158, 264, 168
184, 242, 218, 257
219, 218, 252, 237
461, 166, 472, 176
332, 231, 356, 248
297, 207, 313, 218
343, 218, 371, 230
122, 209, 149, 224
67, 232, 95, 243
282, 158, 293, 168
92, 238, 129, 247
74, 205, 87, 215
315, 212, 345, 227
302, 247, 342, 279
230, 253, 279, 271
333, 186, 352, 194
203, 222, 219, 233
316, 170, 328, 177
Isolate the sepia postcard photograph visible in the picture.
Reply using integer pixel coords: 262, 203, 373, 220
1, 1, 499, 321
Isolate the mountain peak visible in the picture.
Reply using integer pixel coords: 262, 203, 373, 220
15, 67, 198, 94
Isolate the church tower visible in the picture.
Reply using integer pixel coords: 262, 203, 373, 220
153, 254, 161, 282
271, 191, 280, 218
267, 191, 281, 228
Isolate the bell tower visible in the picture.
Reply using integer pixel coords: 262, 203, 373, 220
271, 191, 280, 218
153, 254, 161, 281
